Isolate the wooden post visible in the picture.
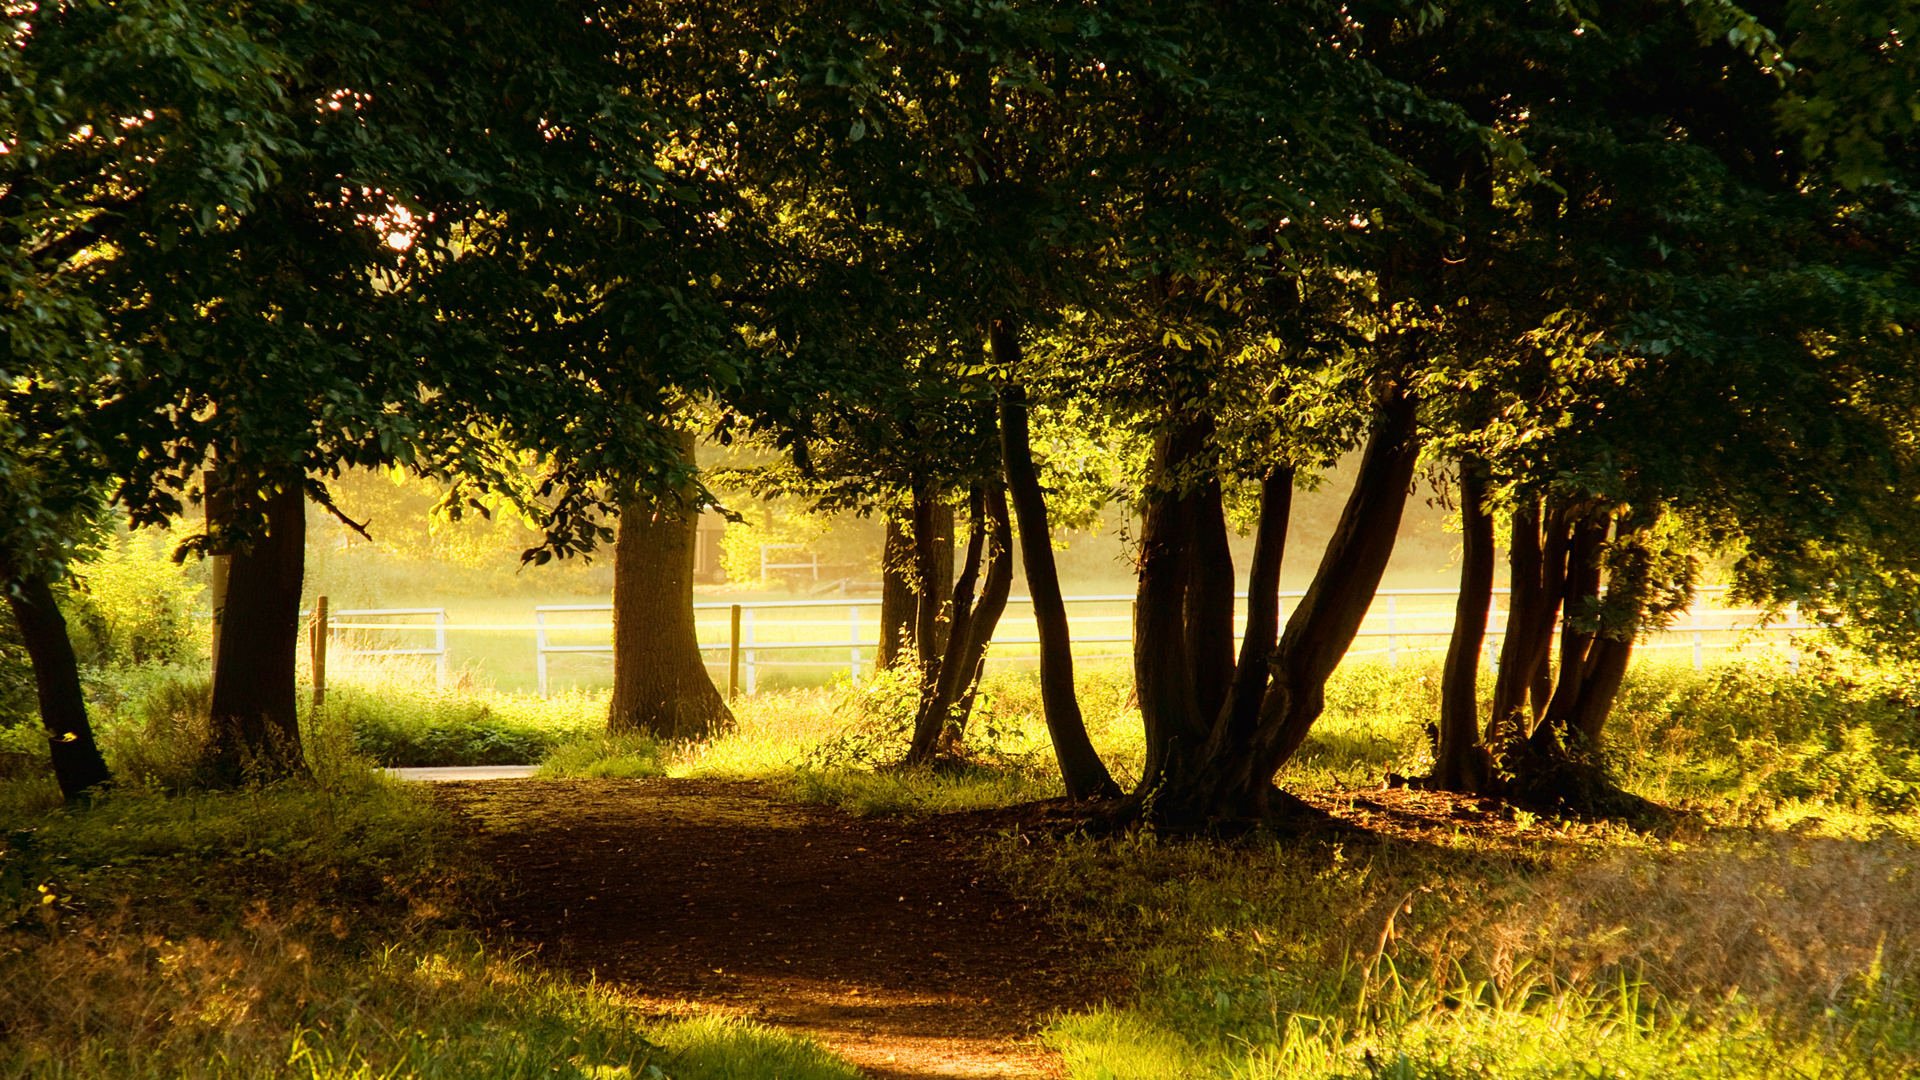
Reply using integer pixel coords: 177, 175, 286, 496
310, 595, 329, 709
728, 603, 743, 701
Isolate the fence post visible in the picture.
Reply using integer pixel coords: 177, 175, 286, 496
535, 608, 550, 697
434, 609, 448, 688
310, 595, 328, 709
728, 604, 742, 700
743, 606, 757, 694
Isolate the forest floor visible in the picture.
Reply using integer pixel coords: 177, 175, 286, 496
434, 777, 1106, 1080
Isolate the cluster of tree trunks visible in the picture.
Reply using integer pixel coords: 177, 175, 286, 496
865, 321, 1119, 798
609, 430, 734, 741
1128, 381, 1421, 827
902, 484, 1012, 763
1419, 482, 1650, 814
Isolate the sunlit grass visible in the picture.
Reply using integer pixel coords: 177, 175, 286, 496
1005, 821, 1920, 1079
0, 772, 862, 1080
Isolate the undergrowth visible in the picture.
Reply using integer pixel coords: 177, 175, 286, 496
1001, 825, 1920, 1079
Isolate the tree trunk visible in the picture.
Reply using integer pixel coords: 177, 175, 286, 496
205, 481, 308, 784
1132, 426, 1208, 795
876, 514, 915, 669
1184, 472, 1237, 726
1429, 459, 1493, 791
909, 483, 956, 679
1537, 512, 1609, 748
1220, 466, 1292, 743
991, 319, 1118, 800
609, 432, 733, 741
1, 560, 111, 800
906, 485, 1013, 764
1489, 498, 1571, 747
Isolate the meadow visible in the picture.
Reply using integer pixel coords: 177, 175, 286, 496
4, 642, 1918, 1078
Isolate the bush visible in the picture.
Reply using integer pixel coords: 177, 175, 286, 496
1609, 653, 1920, 814
64, 531, 206, 669
330, 684, 601, 766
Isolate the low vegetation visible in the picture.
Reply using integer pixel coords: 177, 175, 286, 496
6, 648, 1920, 1078
0, 758, 860, 1079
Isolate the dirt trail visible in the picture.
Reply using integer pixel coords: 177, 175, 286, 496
435, 778, 1105, 1080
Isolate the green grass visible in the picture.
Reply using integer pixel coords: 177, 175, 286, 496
22, 646, 1920, 1079
1003, 822, 1920, 1079
0, 768, 861, 1080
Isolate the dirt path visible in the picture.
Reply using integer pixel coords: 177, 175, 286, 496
434, 778, 1107, 1080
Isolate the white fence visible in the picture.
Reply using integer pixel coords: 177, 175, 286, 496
307, 586, 1819, 696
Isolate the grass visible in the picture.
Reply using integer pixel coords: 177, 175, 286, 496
1003, 823, 1920, 1078
13, 643, 1920, 1078
0, 765, 861, 1079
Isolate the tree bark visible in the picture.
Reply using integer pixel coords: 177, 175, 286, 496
909, 483, 956, 679
1489, 498, 1571, 747
1184, 472, 1237, 726
991, 319, 1118, 800
1220, 466, 1292, 743
1132, 427, 1207, 794
609, 431, 733, 741
1, 560, 111, 800
876, 514, 915, 669
1430, 458, 1493, 791
205, 481, 308, 784
1537, 512, 1609, 747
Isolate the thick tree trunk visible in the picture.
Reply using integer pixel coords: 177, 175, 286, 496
1184, 473, 1237, 725
1571, 636, 1633, 746
2, 561, 111, 800
205, 481, 308, 784
876, 515, 915, 669
609, 433, 733, 741
1132, 427, 1208, 794
991, 320, 1118, 800
1537, 513, 1609, 748
905, 486, 1013, 764
1429, 459, 1493, 791
1489, 498, 1571, 746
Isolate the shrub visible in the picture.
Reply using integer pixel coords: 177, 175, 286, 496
64, 531, 206, 669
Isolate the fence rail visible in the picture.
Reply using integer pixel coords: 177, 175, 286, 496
303, 588, 1814, 696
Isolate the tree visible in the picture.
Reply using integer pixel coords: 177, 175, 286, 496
608, 430, 733, 740
1, 0, 292, 796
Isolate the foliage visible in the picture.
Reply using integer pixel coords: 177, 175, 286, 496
537, 732, 668, 780
63, 529, 206, 668
331, 686, 601, 768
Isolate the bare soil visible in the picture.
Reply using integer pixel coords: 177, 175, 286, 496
434, 778, 1109, 1080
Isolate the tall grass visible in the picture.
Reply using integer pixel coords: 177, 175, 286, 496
1007, 824, 1920, 1079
